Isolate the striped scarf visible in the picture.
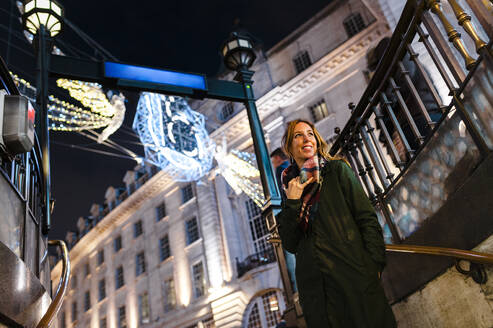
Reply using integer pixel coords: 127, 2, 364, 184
281, 155, 325, 232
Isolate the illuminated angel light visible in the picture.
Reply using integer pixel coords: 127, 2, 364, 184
56, 78, 115, 117
98, 93, 126, 143
11, 73, 119, 133
133, 92, 214, 182
214, 137, 265, 207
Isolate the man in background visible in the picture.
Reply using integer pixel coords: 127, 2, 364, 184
270, 148, 297, 293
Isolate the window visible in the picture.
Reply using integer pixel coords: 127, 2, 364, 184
293, 50, 312, 74
203, 317, 216, 328
220, 103, 234, 121
71, 274, 77, 289
159, 235, 171, 261
156, 202, 166, 221
97, 249, 104, 266
343, 12, 366, 37
163, 278, 176, 312
84, 263, 90, 276
309, 99, 330, 122
100, 317, 107, 328
116, 266, 124, 289
134, 220, 143, 238
181, 184, 194, 203
245, 290, 284, 328
84, 291, 91, 311
98, 279, 106, 301
246, 199, 271, 254
192, 262, 206, 298
136, 252, 146, 276
60, 311, 66, 328
114, 235, 122, 252
185, 217, 200, 245
138, 292, 150, 324
128, 182, 136, 194
72, 301, 77, 322
118, 306, 127, 328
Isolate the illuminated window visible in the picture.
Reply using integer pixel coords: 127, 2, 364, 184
220, 103, 235, 121
118, 306, 127, 328
134, 220, 143, 238
293, 50, 311, 74
309, 99, 330, 122
100, 317, 107, 328
186, 217, 200, 245
181, 184, 194, 203
114, 235, 122, 252
84, 291, 91, 312
98, 279, 106, 301
115, 266, 124, 289
97, 249, 104, 266
159, 235, 171, 261
138, 292, 150, 324
156, 202, 166, 221
343, 12, 366, 37
136, 252, 146, 276
72, 301, 77, 322
192, 262, 206, 298
246, 199, 270, 254
245, 290, 285, 328
163, 278, 176, 312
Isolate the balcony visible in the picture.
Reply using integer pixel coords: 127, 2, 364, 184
236, 247, 277, 278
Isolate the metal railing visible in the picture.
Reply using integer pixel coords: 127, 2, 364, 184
236, 247, 277, 278
386, 243, 493, 283
36, 240, 70, 328
329, 0, 493, 243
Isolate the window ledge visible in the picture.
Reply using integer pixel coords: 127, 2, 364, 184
184, 237, 203, 251
179, 196, 196, 211
159, 255, 174, 266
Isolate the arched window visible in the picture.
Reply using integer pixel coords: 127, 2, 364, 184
243, 290, 286, 328
343, 12, 366, 37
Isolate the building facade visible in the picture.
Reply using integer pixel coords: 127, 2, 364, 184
51, 1, 394, 327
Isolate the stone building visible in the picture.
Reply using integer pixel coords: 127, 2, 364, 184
51, 0, 393, 327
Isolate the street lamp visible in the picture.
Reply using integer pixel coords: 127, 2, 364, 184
221, 31, 298, 326
22, 0, 64, 234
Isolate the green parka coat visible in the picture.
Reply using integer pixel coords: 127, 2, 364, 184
277, 160, 396, 328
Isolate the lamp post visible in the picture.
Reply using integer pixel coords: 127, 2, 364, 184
221, 32, 298, 326
22, 0, 64, 234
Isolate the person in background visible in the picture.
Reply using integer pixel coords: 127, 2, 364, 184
277, 119, 396, 327
270, 147, 298, 293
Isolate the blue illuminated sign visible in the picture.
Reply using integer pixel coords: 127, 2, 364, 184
104, 62, 207, 91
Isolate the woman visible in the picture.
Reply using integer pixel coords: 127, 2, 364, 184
277, 119, 396, 327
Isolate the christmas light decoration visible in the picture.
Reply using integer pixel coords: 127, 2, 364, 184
133, 92, 214, 182
214, 138, 265, 207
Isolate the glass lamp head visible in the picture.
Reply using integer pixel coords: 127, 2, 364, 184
220, 32, 256, 71
22, 0, 64, 37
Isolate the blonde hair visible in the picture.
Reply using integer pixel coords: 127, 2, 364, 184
281, 119, 348, 164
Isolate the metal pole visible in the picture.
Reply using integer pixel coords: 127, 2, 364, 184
234, 66, 298, 325
35, 25, 51, 234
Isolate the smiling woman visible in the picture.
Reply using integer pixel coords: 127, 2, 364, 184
277, 119, 396, 327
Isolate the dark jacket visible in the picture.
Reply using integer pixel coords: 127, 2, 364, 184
277, 160, 396, 328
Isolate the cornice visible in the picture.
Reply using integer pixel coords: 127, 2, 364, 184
51, 170, 174, 279
210, 22, 390, 148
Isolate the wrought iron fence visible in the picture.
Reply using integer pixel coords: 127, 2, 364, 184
330, 0, 493, 243
236, 247, 277, 278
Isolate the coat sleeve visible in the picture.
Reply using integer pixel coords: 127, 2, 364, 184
276, 199, 302, 253
338, 161, 387, 271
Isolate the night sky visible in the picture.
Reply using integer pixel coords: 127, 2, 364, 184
0, 0, 329, 240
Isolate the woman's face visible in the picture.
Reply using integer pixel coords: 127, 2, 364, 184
290, 122, 318, 166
